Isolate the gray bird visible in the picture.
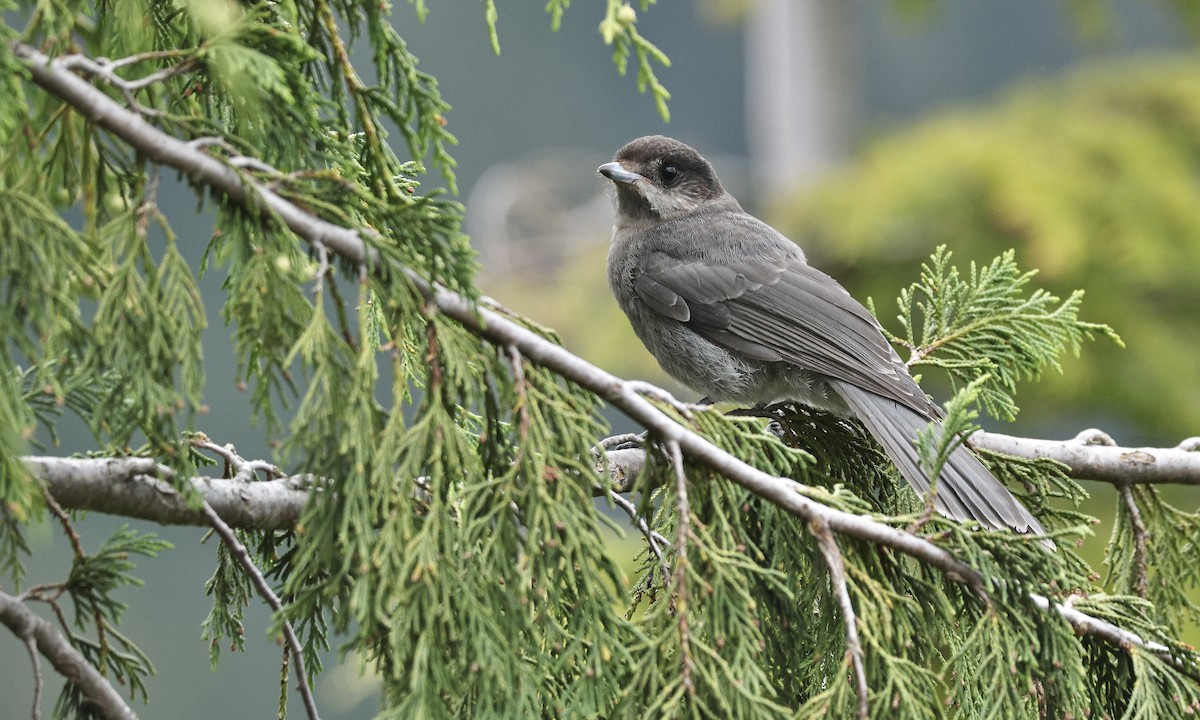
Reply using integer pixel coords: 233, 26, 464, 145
598, 135, 1047, 541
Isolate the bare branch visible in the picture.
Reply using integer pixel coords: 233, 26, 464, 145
197, 504, 320, 720
26, 456, 311, 530
53, 53, 199, 117
190, 436, 285, 483
102, 49, 192, 71
41, 486, 86, 561
11, 39, 1188, 670
972, 429, 1200, 485
810, 518, 869, 720
311, 240, 331, 295
628, 380, 695, 421
599, 429, 1200, 488
0, 592, 137, 720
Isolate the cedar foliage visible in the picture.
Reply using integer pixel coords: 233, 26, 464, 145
1, 2, 1199, 718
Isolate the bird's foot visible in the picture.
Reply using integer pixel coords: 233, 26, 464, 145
596, 432, 648, 453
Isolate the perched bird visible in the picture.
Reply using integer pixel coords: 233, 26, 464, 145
598, 135, 1047, 541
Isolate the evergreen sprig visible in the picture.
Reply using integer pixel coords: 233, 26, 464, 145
880, 245, 1122, 422
1108, 484, 1200, 634
54, 525, 170, 717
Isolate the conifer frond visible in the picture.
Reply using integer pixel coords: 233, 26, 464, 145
1108, 485, 1200, 633
883, 245, 1121, 422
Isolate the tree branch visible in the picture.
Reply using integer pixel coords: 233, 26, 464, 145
11, 39, 1189, 672
0, 592, 137, 720
594, 430, 1200, 488
973, 429, 1200, 485
24, 456, 311, 530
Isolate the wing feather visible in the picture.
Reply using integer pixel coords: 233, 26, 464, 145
636, 250, 933, 416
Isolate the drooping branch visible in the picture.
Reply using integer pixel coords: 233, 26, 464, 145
1118, 484, 1150, 599
9, 43, 373, 267
667, 440, 695, 696
198, 503, 320, 720
22, 631, 43, 720
183, 440, 319, 717
810, 517, 869, 720
606, 488, 673, 588
10, 40, 1189, 670
0, 591, 137, 720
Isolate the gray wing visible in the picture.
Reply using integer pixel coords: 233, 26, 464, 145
633, 250, 934, 417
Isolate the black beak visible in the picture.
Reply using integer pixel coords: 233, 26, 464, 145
598, 162, 643, 185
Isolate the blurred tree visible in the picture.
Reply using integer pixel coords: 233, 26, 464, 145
3, 3, 1200, 720
774, 59, 1200, 441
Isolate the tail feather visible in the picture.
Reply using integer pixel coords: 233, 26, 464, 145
833, 382, 1049, 542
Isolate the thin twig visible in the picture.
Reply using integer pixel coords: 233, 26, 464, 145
506, 345, 531, 441
40, 488, 113, 669
136, 164, 161, 237
102, 49, 192, 70
59, 52, 198, 92
666, 440, 695, 696
24, 633, 43, 720
311, 240, 331, 295
187, 136, 239, 154
197, 503, 320, 720
123, 60, 197, 91
16, 583, 67, 604
56, 55, 167, 116
191, 437, 284, 482
228, 155, 282, 175
811, 518, 869, 720
41, 488, 86, 560
606, 488, 672, 589
1119, 485, 1149, 599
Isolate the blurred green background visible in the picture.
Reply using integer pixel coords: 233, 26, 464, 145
6, 1, 1200, 717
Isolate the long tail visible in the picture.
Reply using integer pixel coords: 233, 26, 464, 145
833, 382, 1049, 543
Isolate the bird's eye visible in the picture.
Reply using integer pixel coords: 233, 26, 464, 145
661, 164, 679, 185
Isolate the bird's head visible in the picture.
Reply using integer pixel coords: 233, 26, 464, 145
598, 135, 726, 225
